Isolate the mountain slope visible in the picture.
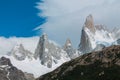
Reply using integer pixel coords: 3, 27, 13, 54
37, 45, 120, 80
0, 57, 27, 80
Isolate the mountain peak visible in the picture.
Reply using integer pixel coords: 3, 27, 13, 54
84, 14, 95, 33
64, 38, 79, 59
64, 38, 72, 47
12, 43, 24, 50
9, 43, 33, 61
42, 33, 48, 40
34, 33, 70, 68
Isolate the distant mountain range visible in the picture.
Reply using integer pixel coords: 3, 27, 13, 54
0, 15, 120, 80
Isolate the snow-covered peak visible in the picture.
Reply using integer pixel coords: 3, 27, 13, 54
12, 44, 24, 52
9, 43, 33, 61
78, 15, 116, 54
34, 34, 70, 68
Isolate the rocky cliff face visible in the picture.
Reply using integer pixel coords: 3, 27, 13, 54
78, 27, 94, 53
0, 57, 27, 80
84, 14, 95, 33
37, 45, 120, 80
78, 15, 114, 54
78, 15, 96, 53
34, 33, 70, 68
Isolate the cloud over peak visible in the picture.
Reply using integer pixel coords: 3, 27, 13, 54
36, 0, 120, 47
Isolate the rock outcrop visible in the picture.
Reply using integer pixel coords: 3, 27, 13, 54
0, 57, 27, 80
24, 72, 35, 80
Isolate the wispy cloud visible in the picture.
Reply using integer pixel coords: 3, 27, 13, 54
36, 0, 120, 47
0, 37, 39, 54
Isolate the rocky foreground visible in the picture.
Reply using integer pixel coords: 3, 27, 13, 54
0, 57, 35, 80
37, 45, 120, 80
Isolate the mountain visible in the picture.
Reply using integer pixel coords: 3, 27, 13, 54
3, 34, 71, 78
117, 39, 120, 44
78, 15, 115, 53
0, 57, 27, 80
8, 44, 33, 61
36, 45, 120, 80
63, 38, 80, 59
2, 14, 120, 79
34, 33, 70, 68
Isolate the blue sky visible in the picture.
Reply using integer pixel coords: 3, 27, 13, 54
0, 0, 45, 37
37, 0, 120, 47
0, 0, 120, 48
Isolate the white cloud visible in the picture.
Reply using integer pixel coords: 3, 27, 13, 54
36, 0, 120, 47
0, 37, 39, 55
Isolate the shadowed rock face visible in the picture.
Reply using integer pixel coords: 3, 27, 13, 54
78, 28, 93, 54
36, 45, 120, 80
0, 57, 27, 80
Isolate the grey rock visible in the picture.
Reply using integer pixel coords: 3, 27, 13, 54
34, 33, 69, 68
78, 15, 96, 54
24, 72, 35, 80
84, 14, 95, 33
0, 57, 27, 80
78, 27, 94, 54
